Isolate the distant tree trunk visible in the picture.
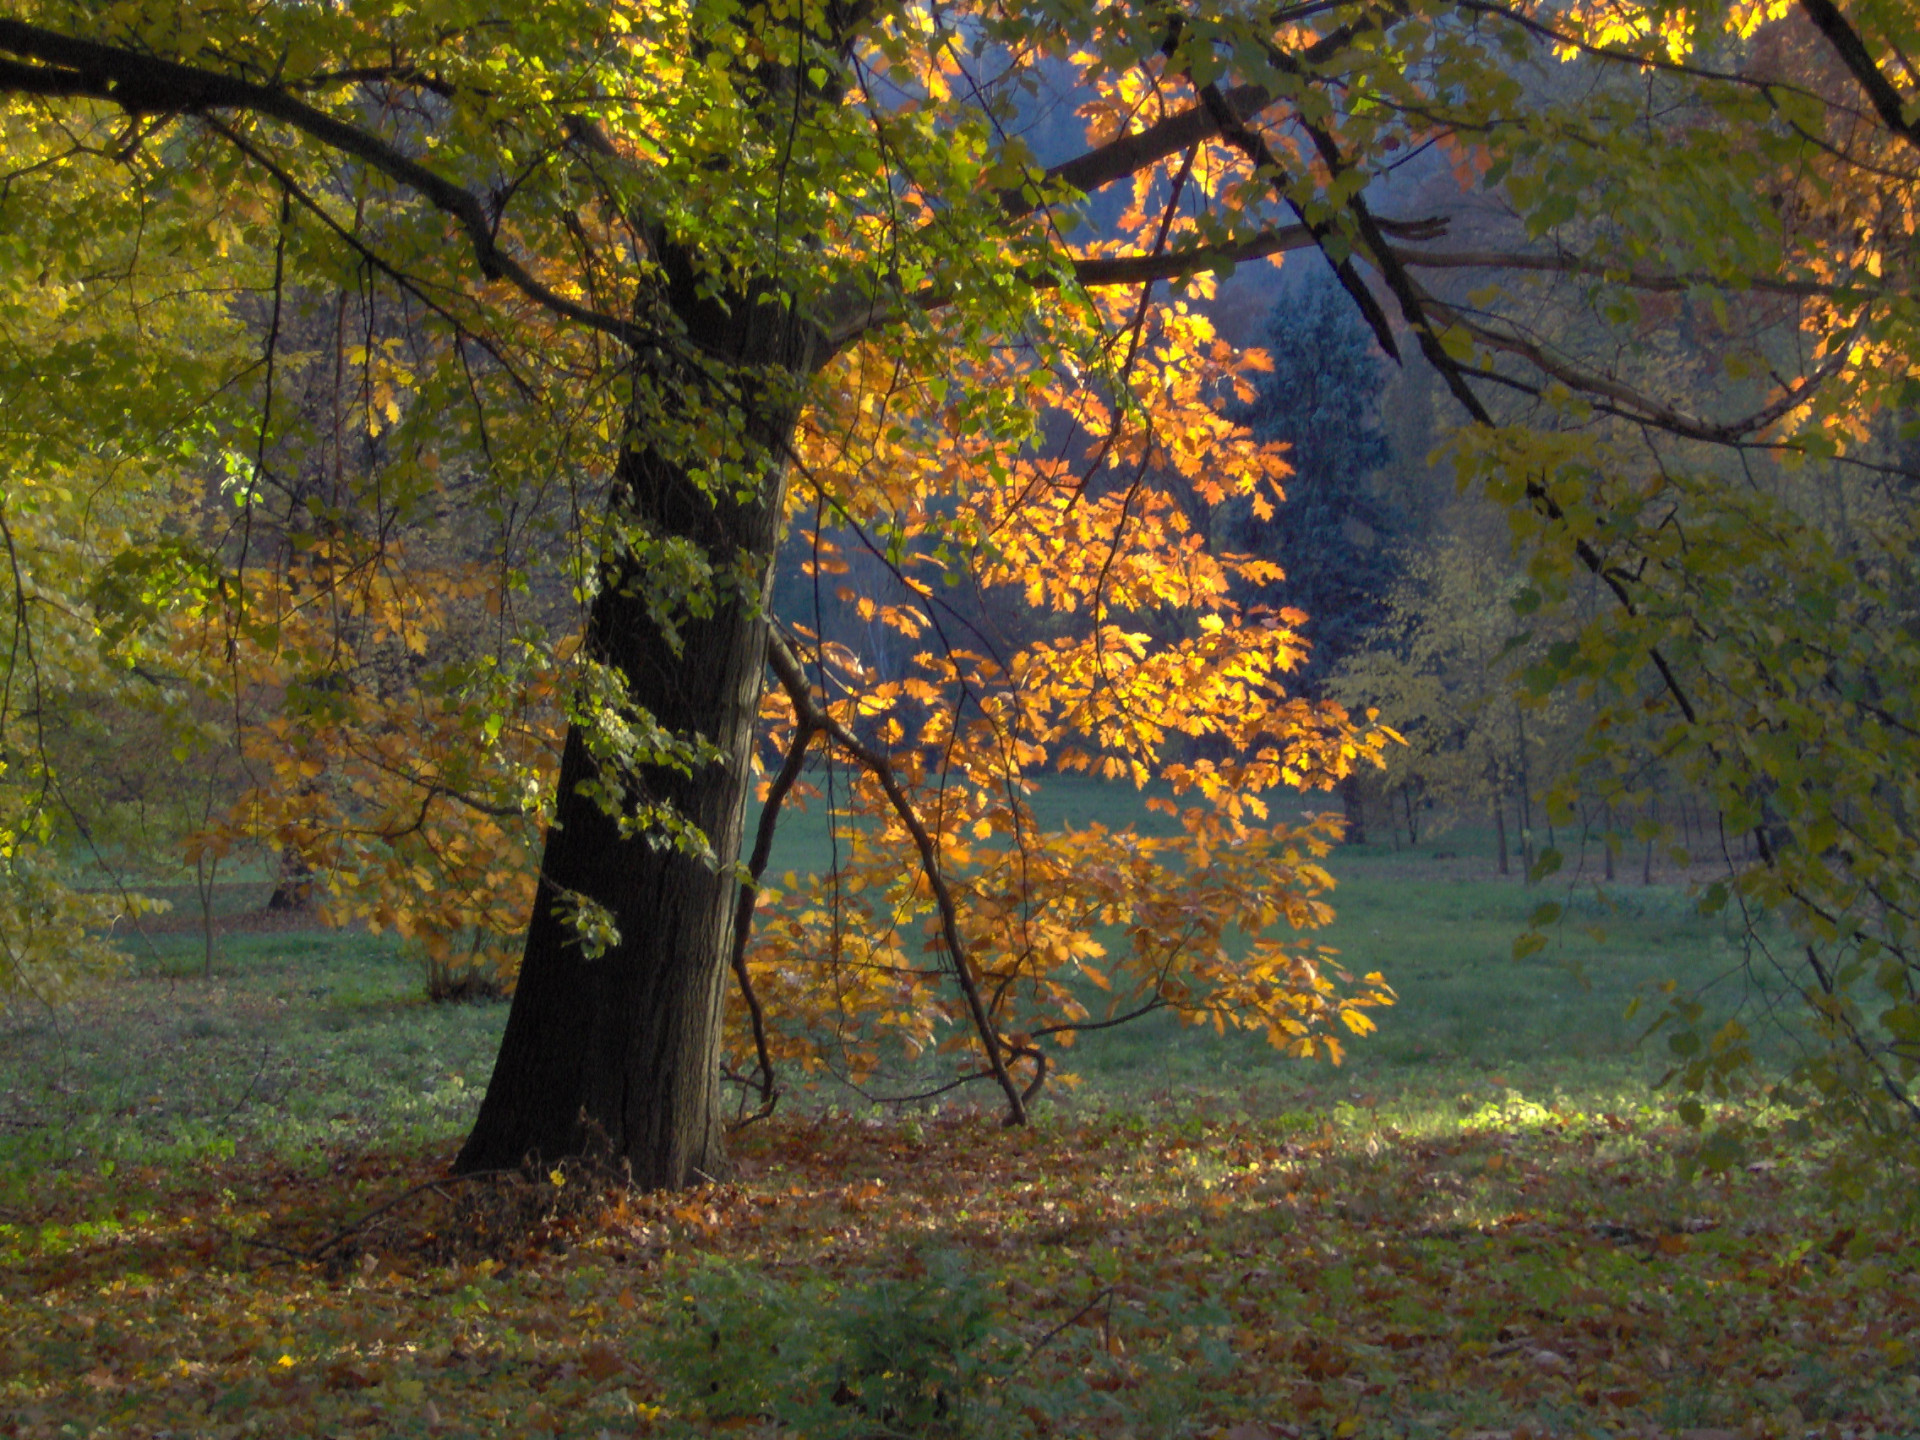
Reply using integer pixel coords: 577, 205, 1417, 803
265, 844, 313, 913
1642, 795, 1657, 885
1494, 793, 1510, 877
1338, 771, 1368, 845
1514, 706, 1535, 879
456, 267, 816, 1189
195, 849, 220, 978
267, 783, 319, 913
1602, 802, 1616, 883
1401, 783, 1418, 847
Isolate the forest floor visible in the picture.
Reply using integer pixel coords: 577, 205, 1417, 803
1, 845, 1915, 1439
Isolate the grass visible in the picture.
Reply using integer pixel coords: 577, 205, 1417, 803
0, 928, 503, 1204
2, 780, 1805, 1190
3, 783, 1910, 1440
1060, 869, 1799, 1128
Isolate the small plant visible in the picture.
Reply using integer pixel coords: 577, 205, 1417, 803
653, 1251, 1022, 1438
418, 929, 517, 1003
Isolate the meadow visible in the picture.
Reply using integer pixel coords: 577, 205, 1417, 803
0, 787, 1912, 1439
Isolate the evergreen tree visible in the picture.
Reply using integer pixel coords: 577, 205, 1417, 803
1228, 273, 1401, 692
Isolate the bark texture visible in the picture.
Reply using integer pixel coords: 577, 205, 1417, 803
456, 266, 816, 1188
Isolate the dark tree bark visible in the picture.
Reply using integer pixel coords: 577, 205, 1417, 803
1337, 771, 1367, 845
456, 266, 817, 1188
265, 843, 314, 913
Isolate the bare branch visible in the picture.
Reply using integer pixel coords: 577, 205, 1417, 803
1073, 214, 1448, 288
1001, 18, 1372, 220
725, 717, 820, 1114
1399, 246, 1884, 301
1196, 79, 1403, 361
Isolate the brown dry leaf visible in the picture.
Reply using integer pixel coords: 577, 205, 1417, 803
580, 1341, 625, 1381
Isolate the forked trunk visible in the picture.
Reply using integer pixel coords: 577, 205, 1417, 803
457, 275, 815, 1188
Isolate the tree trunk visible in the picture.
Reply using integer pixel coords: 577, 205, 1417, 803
1513, 705, 1535, 879
1338, 771, 1367, 845
456, 268, 816, 1189
265, 840, 314, 913
1643, 794, 1657, 886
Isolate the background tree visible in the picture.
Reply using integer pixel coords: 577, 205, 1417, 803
1226, 272, 1405, 841
1228, 273, 1402, 687
1328, 521, 1587, 872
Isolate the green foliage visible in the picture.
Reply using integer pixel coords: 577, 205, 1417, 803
1467, 431, 1920, 1200
1328, 525, 1585, 864
0, 844, 143, 1005
655, 1253, 1018, 1438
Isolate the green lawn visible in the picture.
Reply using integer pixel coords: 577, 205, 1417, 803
0, 927, 505, 1204
0, 779, 1798, 1200
1060, 866, 1794, 1129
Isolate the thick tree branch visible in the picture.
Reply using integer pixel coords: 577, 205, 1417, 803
1398, 246, 1883, 301
815, 215, 1449, 354
1072, 214, 1447, 288
1001, 16, 1374, 221
1196, 79, 1403, 361
1796, 0, 1920, 148
1070, 225, 1314, 288
1267, 106, 1707, 727
1015, 81, 1272, 216
1421, 296, 1847, 444
0, 19, 642, 347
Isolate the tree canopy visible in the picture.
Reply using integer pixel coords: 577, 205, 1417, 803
0, 0, 1915, 1185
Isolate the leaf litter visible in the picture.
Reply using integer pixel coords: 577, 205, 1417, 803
2, 1099, 1916, 1439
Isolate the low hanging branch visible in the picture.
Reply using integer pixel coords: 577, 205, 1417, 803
763, 630, 1030, 1125
724, 714, 820, 1120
